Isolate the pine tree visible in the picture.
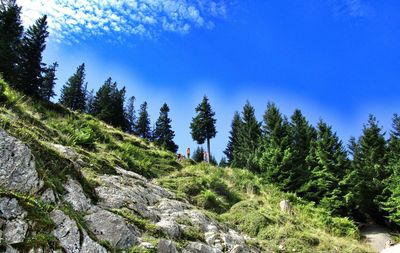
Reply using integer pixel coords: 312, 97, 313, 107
136, 101, 151, 140
299, 120, 350, 215
91, 77, 128, 130
153, 103, 178, 153
0, 0, 23, 84
381, 114, 400, 224
219, 157, 228, 167
17, 15, 48, 96
258, 102, 293, 189
349, 115, 388, 219
289, 109, 316, 190
85, 89, 94, 114
192, 146, 205, 163
125, 96, 137, 134
232, 101, 261, 171
59, 63, 86, 111
39, 62, 57, 101
224, 111, 241, 165
190, 96, 217, 158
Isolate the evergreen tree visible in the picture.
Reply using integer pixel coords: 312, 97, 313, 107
381, 114, 400, 224
219, 157, 228, 167
349, 115, 388, 219
91, 77, 128, 130
85, 89, 94, 114
39, 62, 57, 101
136, 101, 151, 140
299, 120, 350, 215
0, 0, 23, 84
153, 103, 178, 153
289, 109, 316, 190
224, 111, 241, 165
59, 63, 86, 111
17, 15, 48, 96
232, 101, 261, 171
190, 96, 217, 158
258, 102, 293, 189
192, 146, 205, 163
125, 96, 137, 134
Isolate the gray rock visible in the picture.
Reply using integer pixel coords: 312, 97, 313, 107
229, 245, 247, 253
5, 246, 19, 253
64, 178, 91, 212
28, 248, 44, 253
140, 242, 154, 249
80, 231, 109, 253
157, 239, 178, 253
84, 209, 139, 249
51, 144, 79, 161
156, 219, 182, 239
40, 188, 56, 204
50, 209, 80, 253
4, 219, 28, 244
0, 130, 43, 194
183, 242, 222, 253
0, 197, 26, 219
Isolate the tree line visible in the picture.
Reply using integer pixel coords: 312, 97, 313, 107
223, 101, 400, 225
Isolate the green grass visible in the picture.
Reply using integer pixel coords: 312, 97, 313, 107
158, 164, 374, 252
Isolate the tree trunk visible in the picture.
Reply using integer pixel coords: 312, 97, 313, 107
207, 138, 211, 162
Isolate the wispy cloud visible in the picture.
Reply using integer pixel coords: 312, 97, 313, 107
331, 0, 373, 18
17, 0, 231, 43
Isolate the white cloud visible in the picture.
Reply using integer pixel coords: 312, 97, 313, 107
16, 0, 231, 43
332, 0, 373, 18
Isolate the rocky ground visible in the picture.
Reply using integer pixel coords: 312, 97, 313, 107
0, 128, 259, 252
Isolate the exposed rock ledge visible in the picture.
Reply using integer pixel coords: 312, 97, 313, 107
0, 129, 258, 253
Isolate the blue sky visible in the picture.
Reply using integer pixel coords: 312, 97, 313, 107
18, 0, 400, 161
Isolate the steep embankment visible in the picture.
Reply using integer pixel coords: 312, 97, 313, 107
0, 81, 373, 252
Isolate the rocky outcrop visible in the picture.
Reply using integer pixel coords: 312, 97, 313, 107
0, 130, 258, 252
63, 178, 91, 212
0, 129, 43, 194
84, 208, 139, 249
50, 210, 81, 253
157, 239, 178, 253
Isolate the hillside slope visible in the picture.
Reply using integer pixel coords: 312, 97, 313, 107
0, 81, 373, 252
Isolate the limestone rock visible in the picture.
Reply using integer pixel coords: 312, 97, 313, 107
80, 231, 109, 253
50, 210, 80, 253
0, 197, 26, 219
156, 219, 182, 239
64, 178, 91, 212
182, 242, 222, 253
40, 188, 56, 204
4, 219, 28, 244
157, 239, 178, 253
84, 209, 139, 249
0, 130, 43, 194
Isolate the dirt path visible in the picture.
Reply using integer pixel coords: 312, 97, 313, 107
361, 223, 392, 252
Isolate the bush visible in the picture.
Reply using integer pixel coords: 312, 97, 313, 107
0, 79, 6, 102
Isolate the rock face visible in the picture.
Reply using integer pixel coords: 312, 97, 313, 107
0, 130, 258, 252
0, 129, 43, 194
84, 209, 139, 249
63, 178, 91, 212
50, 210, 81, 253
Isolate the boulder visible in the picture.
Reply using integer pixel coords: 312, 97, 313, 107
182, 242, 222, 253
50, 210, 80, 253
0, 197, 26, 219
40, 188, 57, 204
4, 219, 28, 244
157, 239, 178, 253
84, 209, 139, 249
156, 219, 182, 239
0, 130, 43, 194
63, 178, 91, 212
80, 231, 109, 253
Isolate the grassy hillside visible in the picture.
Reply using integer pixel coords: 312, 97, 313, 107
0, 80, 373, 252
158, 164, 373, 252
